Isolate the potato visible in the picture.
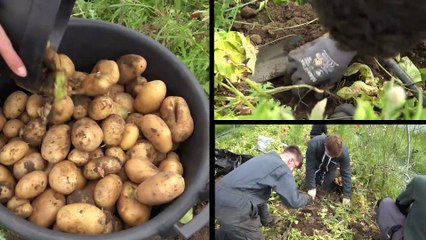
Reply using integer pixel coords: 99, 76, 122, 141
159, 152, 183, 175
67, 181, 97, 205
127, 140, 157, 162
135, 172, 185, 206
22, 118, 46, 147
25, 95, 45, 119
3, 90, 28, 119
69, 71, 88, 91
0, 108, 6, 131
113, 92, 134, 113
126, 76, 147, 97
117, 181, 151, 226
140, 114, 173, 153
160, 96, 194, 142
75, 167, 87, 191
126, 112, 144, 129
13, 152, 46, 179
56, 203, 106, 234
102, 114, 125, 146
79, 60, 120, 96
108, 84, 125, 96
117, 54, 147, 84
2, 119, 24, 138
71, 118, 103, 152
88, 96, 116, 121
134, 80, 166, 114
72, 95, 91, 120
0, 165, 16, 203
0, 140, 29, 165
67, 149, 90, 166
28, 189, 65, 227
89, 148, 104, 159
125, 158, 159, 184
49, 160, 80, 195
83, 156, 121, 180
119, 123, 139, 150
48, 96, 74, 124
105, 147, 127, 165
94, 174, 122, 209
41, 124, 71, 163
7, 196, 33, 218
15, 170, 47, 199
47, 53, 75, 78
18, 112, 31, 124
153, 152, 167, 165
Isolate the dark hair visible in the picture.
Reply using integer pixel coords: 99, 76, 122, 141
283, 145, 304, 169
324, 135, 343, 157
311, 0, 426, 57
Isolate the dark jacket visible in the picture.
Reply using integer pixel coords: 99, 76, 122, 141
215, 152, 310, 211
305, 135, 352, 197
396, 175, 426, 240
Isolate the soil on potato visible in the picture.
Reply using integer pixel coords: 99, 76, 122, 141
230, 1, 426, 119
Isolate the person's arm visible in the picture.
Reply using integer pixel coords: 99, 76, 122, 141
322, 125, 327, 135
340, 148, 352, 198
305, 141, 317, 191
395, 177, 417, 215
275, 172, 310, 209
0, 24, 27, 77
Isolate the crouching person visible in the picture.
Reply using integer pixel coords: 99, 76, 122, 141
215, 146, 311, 240
376, 175, 426, 240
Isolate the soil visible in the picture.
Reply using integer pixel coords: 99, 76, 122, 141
231, 1, 426, 119
265, 189, 380, 240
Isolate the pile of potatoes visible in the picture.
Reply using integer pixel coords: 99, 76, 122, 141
0, 49, 194, 235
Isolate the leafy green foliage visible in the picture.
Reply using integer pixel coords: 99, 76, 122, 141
215, 125, 426, 239
337, 63, 380, 100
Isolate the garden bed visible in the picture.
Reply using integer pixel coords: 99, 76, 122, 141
217, 1, 426, 119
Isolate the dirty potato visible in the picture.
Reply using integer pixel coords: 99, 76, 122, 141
94, 174, 122, 209
48, 96, 74, 124
124, 158, 159, 184
83, 156, 122, 180
7, 196, 33, 218
67, 149, 90, 166
159, 152, 183, 175
15, 170, 47, 199
72, 95, 91, 120
48, 160, 81, 195
56, 203, 107, 234
25, 95, 45, 119
117, 54, 147, 84
28, 189, 65, 227
22, 118, 47, 147
0, 165, 16, 203
119, 123, 139, 150
117, 181, 151, 226
3, 91, 28, 119
160, 96, 194, 142
0, 140, 29, 165
41, 124, 71, 163
102, 114, 125, 146
71, 118, 103, 152
139, 114, 173, 153
13, 152, 46, 180
105, 147, 127, 165
134, 80, 166, 114
127, 140, 157, 162
2, 119, 24, 138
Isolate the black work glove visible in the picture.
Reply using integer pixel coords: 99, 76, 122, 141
286, 33, 357, 96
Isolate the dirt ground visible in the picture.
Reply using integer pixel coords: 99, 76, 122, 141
232, 1, 426, 119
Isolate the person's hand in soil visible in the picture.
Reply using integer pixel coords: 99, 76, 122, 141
286, 33, 356, 96
0, 24, 27, 77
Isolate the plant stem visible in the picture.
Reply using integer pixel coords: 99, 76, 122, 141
241, 77, 271, 98
220, 79, 255, 109
266, 84, 324, 95
223, 0, 258, 13
234, 18, 318, 31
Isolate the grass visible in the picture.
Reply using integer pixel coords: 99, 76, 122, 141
215, 124, 426, 239
0, 0, 209, 238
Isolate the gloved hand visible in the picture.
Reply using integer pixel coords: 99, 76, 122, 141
307, 188, 317, 200
286, 33, 357, 96
342, 197, 351, 206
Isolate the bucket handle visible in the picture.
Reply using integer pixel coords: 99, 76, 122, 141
172, 189, 209, 239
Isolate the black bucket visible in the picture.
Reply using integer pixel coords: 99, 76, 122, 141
0, 18, 210, 240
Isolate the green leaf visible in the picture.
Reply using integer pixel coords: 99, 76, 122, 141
418, 68, 426, 82
179, 208, 193, 224
337, 81, 379, 99
397, 56, 422, 83
343, 63, 378, 86
257, 0, 268, 13
354, 98, 379, 120
309, 98, 327, 120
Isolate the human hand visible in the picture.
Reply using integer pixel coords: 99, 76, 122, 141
0, 24, 27, 77
286, 33, 356, 96
342, 197, 351, 206
307, 188, 317, 200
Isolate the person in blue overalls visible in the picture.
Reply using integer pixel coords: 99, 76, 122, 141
215, 145, 311, 240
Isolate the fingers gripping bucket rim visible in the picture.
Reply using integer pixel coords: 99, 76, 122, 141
0, 18, 209, 240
